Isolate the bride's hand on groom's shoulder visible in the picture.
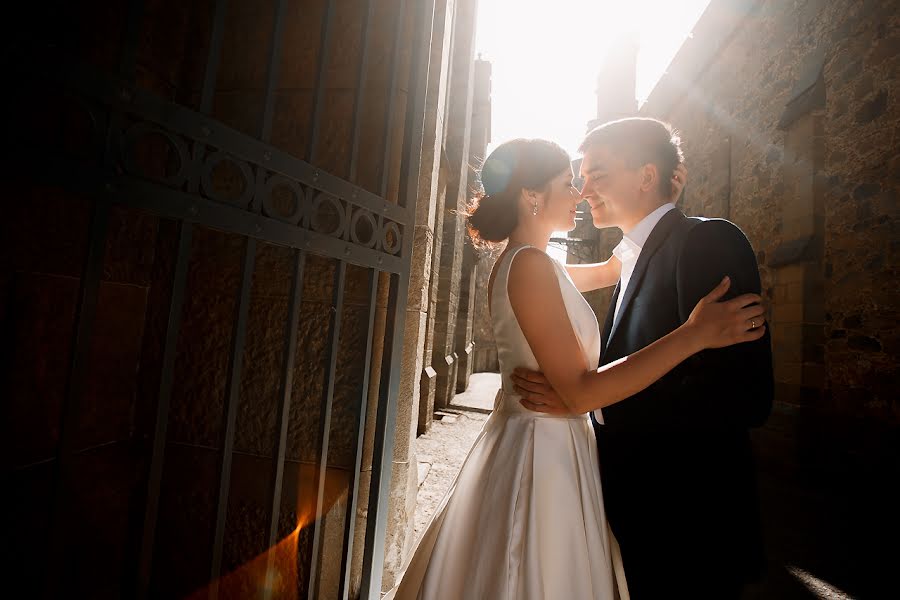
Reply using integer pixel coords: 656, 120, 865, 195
685, 276, 767, 350
512, 368, 570, 415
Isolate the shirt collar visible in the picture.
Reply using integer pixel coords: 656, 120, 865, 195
611, 236, 639, 264
623, 203, 676, 251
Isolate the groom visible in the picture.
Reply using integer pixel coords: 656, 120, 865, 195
513, 118, 773, 598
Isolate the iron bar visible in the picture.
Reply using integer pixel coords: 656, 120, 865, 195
338, 267, 379, 600
262, 249, 305, 600
201, 0, 230, 114
260, 0, 287, 143
307, 0, 336, 161
348, 0, 375, 183
378, 0, 408, 199
135, 222, 193, 600
208, 237, 257, 600
306, 259, 347, 600
396, 0, 433, 210
358, 272, 407, 600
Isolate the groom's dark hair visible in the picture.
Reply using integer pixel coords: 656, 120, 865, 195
579, 117, 684, 198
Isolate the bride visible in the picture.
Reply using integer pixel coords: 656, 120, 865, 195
385, 138, 767, 599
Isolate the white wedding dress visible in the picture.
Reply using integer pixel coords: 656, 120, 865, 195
385, 245, 628, 600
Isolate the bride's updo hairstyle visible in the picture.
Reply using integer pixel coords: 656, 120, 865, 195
467, 138, 570, 249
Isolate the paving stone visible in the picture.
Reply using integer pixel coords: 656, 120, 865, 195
409, 375, 498, 539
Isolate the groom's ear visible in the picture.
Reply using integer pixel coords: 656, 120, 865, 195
639, 163, 658, 192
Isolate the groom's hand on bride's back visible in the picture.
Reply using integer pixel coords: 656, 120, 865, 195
511, 368, 569, 415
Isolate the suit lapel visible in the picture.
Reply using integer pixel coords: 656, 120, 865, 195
605, 209, 686, 352
600, 282, 619, 363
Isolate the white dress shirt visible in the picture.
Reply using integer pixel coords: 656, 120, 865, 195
595, 202, 676, 424
611, 203, 677, 323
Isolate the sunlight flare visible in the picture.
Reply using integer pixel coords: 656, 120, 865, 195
475, 0, 712, 157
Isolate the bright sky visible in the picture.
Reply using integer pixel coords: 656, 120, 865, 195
475, 0, 712, 159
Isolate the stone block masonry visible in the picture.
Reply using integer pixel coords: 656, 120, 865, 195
636, 1, 899, 595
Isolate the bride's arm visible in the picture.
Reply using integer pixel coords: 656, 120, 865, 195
564, 257, 622, 292
508, 249, 765, 415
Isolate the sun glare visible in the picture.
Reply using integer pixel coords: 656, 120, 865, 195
475, 0, 712, 158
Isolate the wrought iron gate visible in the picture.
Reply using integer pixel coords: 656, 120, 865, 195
7, 0, 432, 598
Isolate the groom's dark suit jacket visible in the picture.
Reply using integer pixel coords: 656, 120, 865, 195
595, 209, 773, 597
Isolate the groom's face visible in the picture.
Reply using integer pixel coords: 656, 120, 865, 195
579, 145, 641, 230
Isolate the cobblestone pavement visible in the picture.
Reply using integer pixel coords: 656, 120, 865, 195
411, 373, 499, 538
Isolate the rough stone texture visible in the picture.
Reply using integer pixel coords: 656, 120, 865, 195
468, 60, 501, 374
635, 1, 900, 595
454, 244, 477, 391
377, 1, 457, 591
642, 0, 899, 434
168, 226, 244, 449
415, 0, 455, 437
381, 0, 495, 591
379, 456, 419, 589
471, 249, 500, 372
431, 0, 478, 412
432, 207, 465, 410
459, 58, 492, 376
418, 172, 447, 435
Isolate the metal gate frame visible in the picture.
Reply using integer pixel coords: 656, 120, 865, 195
14, 0, 435, 598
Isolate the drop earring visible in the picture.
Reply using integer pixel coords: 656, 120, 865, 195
531, 203, 538, 216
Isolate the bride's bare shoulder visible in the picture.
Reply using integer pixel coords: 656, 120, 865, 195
507, 248, 559, 299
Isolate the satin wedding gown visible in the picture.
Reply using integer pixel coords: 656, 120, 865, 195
385, 245, 628, 600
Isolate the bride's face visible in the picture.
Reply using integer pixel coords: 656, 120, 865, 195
535, 167, 581, 232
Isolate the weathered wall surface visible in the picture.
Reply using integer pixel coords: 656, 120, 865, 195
643, 0, 898, 438
379, 0, 490, 591
636, 0, 899, 594
471, 249, 500, 373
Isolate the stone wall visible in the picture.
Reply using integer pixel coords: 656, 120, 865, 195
641, 0, 899, 452
430, 0, 479, 411
467, 58, 501, 374
471, 249, 500, 372
382, 0, 491, 590
454, 244, 477, 390
455, 57, 493, 381
379, 0, 455, 589
636, 1, 898, 593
